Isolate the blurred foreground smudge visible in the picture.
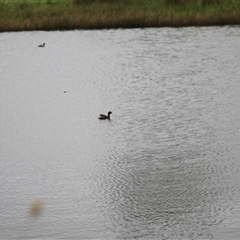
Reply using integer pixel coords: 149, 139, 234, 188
29, 198, 44, 217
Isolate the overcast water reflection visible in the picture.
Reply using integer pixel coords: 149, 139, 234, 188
1, 27, 240, 239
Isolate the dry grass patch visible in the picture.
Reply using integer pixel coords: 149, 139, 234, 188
0, 0, 239, 31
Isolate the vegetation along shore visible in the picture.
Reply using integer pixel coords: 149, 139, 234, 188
0, 0, 240, 32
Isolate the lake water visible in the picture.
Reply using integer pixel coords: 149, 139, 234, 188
1, 26, 240, 239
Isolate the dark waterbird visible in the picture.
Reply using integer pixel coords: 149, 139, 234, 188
98, 111, 112, 120
38, 43, 45, 47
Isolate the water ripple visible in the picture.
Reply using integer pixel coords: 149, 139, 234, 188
1, 27, 240, 239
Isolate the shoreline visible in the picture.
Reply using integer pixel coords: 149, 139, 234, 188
0, 0, 239, 32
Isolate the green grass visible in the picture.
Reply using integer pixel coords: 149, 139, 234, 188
0, 0, 239, 31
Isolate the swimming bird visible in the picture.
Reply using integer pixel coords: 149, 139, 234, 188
38, 43, 45, 47
98, 111, 112, 120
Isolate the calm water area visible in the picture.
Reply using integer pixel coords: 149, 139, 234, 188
1, 26, 240, 239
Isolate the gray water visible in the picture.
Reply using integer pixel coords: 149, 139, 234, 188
1, 27, 240, 239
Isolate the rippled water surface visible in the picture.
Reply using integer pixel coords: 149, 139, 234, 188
1, 27, 240, 239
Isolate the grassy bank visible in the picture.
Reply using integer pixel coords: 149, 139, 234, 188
0, 0, 239, 31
